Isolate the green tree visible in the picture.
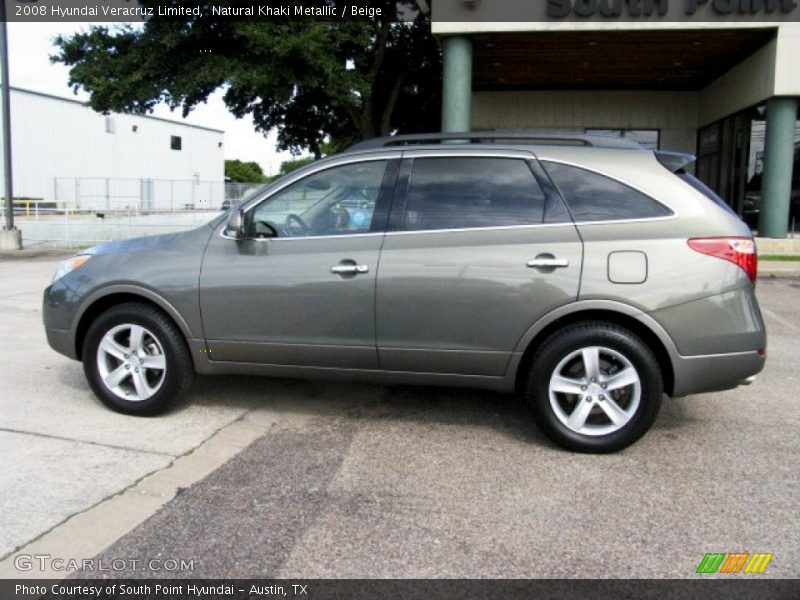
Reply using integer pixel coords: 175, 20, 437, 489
53, 2, 442, 157
225, 159, 267, 183
278, 157, 315, 175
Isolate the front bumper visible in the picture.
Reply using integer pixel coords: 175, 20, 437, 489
44, 326, 78, 360
43, 282, 80, 360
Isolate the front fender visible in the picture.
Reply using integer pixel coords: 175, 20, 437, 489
71, 284, 196, 341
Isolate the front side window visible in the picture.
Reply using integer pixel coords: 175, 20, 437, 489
402, 157, 545, 231
250, 160, 388, 238
543, 161, 673, 222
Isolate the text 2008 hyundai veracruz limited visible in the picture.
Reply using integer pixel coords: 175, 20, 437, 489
43, 133, 766, 452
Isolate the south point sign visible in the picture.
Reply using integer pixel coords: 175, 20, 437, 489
547, 0, 798, 18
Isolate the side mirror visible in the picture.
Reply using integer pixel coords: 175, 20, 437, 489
223, 209, 246, 239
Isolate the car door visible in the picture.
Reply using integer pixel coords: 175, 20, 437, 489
200, 155, 399, 369
376, 149, 582, 376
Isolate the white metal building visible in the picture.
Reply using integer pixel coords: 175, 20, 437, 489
1, 87, 225, 210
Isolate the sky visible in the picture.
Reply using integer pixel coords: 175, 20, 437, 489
7, 22, 293, 176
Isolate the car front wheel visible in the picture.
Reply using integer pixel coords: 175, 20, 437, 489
525, 322, 663, 453
82, 302, 194, 415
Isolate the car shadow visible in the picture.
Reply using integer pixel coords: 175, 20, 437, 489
55, 361, 694, 451
181, 374, 557, 449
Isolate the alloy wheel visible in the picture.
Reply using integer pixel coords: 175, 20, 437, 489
95, 323, 166, 401
548, 346, 641, 436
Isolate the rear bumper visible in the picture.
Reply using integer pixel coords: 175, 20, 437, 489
671, 349, 765, 397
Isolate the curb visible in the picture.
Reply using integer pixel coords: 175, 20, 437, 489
758, 263, 800, 279
0, 409, 305, 579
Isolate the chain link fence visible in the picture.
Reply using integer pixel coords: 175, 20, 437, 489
2, 177, 268, 248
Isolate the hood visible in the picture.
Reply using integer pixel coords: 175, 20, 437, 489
84, 224, 214, 257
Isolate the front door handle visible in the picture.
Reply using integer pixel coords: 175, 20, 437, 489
331, 263, 369, 275
526, 256, 569, 269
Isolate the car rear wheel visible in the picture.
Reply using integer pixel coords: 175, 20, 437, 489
525, 322, 662, 453
82, 302, 194, 415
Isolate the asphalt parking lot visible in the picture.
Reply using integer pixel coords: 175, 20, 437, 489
1, 254, 798, 579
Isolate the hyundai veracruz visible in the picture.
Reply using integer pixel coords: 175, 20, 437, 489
43, 132, 766, 452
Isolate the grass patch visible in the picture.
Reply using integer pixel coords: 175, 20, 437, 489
760, 254, 800, 262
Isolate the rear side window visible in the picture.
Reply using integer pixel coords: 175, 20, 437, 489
543, 161, 673, 222
403, 157, 545, 231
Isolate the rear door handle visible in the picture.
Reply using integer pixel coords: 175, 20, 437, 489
526, 257, 569, 269
330, 264, 369, 275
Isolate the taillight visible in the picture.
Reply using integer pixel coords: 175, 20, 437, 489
687, 237, 757, 283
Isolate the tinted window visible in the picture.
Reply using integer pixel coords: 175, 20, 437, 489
250, 160, 388, 238
543, 161, 673, 222
403, 158, 545, 231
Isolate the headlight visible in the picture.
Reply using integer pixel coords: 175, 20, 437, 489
52, 255, 91, 283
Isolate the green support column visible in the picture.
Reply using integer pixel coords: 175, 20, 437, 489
759, 97, 799, 238
441, 36, 473, 133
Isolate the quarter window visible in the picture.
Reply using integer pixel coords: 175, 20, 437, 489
543, 161, 672, 222
402, 157, 545, 231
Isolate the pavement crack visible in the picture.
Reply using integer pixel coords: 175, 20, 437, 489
0, 427, 177, 458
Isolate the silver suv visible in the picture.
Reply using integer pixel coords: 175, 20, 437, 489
43, 132, 766, 453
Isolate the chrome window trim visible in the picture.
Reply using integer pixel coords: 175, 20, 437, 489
222, 221, 577, 241
540, 158, 679, 223
384, 222, 576, 236
571, 215, 677, 226
219, 230, 385, 242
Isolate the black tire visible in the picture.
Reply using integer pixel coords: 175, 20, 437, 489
82, 302, 194, 415
525, 321, 662, 453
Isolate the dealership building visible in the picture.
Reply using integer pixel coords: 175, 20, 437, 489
432, 1, 800, 238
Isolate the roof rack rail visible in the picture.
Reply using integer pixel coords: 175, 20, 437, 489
346, 131, 644, 152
